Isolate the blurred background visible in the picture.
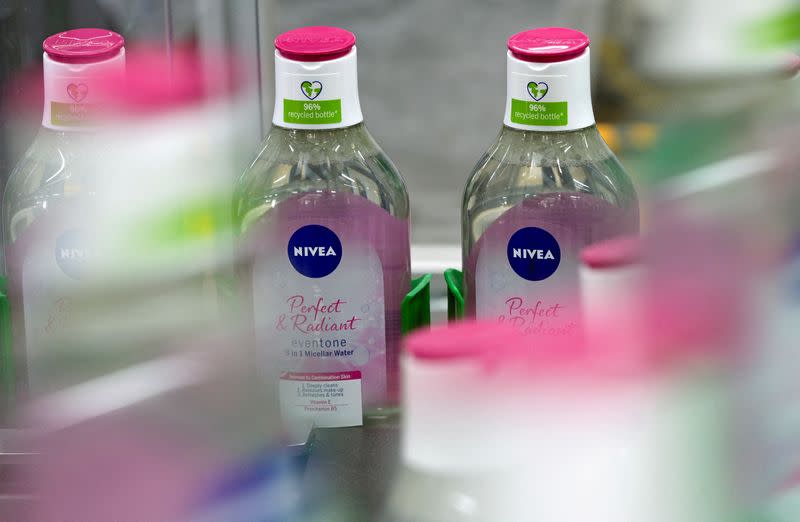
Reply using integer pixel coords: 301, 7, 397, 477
1, 0, 800, 520
2, 0, 793, 243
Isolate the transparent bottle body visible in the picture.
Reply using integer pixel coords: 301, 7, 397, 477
235, 123, 410, 419
462, 124, 639, 312
2, 128, 96, 400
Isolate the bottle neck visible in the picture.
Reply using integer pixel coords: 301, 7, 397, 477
269, 121, 368, 141
503, 49, 595, 132
42, 49, 125, 131
272, 48, 364, 130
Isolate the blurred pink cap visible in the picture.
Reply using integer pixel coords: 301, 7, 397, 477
104, 46, 243, 115
404, 320, 651, 379
405, 321, 526, 363
275, 26, 356, 62
581, 235, 642, 269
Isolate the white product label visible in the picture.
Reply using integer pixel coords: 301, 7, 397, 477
279, 371, 363, 428
476, 226, 580, 337
252, 222, 386, 429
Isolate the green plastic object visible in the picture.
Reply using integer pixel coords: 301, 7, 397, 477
444, 269, 465, 321
401, 274, 432, 335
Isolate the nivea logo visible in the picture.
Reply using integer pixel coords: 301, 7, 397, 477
507, 227, 561, 281
293, 246, 337, 257
287, 225, 342, 278
55, 229, 90, 280
511, 249, 555, 260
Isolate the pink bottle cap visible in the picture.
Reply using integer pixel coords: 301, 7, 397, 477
43, 28, 125, 64
580, 236, 642, 269
274, 26, 356, 62
404, 321, 648, 379
508, 27, 589, 63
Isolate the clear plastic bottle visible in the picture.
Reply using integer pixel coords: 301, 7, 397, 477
235, 27, 410, 431
2, 29, 125, 397
462, 28, 638, 332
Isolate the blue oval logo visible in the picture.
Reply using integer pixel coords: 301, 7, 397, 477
507, 227, 561, 281
287, 225, 342, 278
55, 229, 90, 280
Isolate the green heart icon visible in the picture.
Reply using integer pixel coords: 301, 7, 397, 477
301, 80, 323, 100
527, 81, 549, 101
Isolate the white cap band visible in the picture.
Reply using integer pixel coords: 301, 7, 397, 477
272, 48, 363, 130
42, 49, 125, 131
504, 49, 595, 132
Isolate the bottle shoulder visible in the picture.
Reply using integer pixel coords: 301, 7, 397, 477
235, 124, 409, 227
463, 125, 637, 211
5, 129, 90, 193
3, 130, 95, 243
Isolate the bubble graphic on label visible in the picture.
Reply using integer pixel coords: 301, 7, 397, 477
352, 346, 370, 366
490, 271, 509, 291
507, 227, 561, 281
287, 224, 342, 278
272, 271, 288, 289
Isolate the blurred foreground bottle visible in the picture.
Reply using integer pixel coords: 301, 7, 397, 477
462, 27, 638, 332
737, 67, 800, 521
2, 42, 250, 407
385, 237, 739, 521
15, 337, 301, 522
1, 28, 125, 404
236, 26, 411, 431
33, 45, 249, 394
384, 322, 541, 521
6, 44, 292, 522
